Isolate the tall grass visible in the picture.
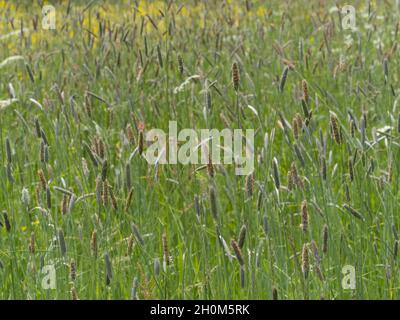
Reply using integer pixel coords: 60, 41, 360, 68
0, 0, 399, 299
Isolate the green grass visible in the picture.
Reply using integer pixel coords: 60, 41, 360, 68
0, 0, 399, 300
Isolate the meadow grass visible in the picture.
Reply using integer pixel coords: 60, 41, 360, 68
0, 0, 399, 299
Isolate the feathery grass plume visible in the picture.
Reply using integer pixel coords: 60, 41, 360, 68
70, 287, 79, 300
302, 79, 309, 104
209, 186, 218, 220
131, 277, 139, 300
348, 157, 354, 182
279, 66, 289, 93
3, 211, 11, 232
58, 229, 67, 257
46, 186, 51, 209
295, 113, 303, 132
5, 137, 12, 163
29, 232, 35, 254
322, 224, 329, 254
231, 239, 244, 266
101, 160, 108, 182
37, 169, 47, 190
238, 225, 247, 249
34, 116, 41, 138
300, 200, 309, 232
125, 187, 134, 212
240, 265, 245, 288
91, 230, 98, 258
177, 54, 184, 75
104, 252, 113, 285
61, 195, 68, 215
95, 176, 102, 206
343, 204, 364, 221
154, 258, 160, 276
272, 287, 278, 300
131, 223, 145, 246
292, 116, 300, 140
263, 214, 269, 237
232, 62, 240, 92
288, 162, 303, 189
162, 232, 170, 268
301, 243, 309, 279
329, 112, 341, 144
102, 179, 109, 207
70, 259, 76, 281
245, 172, 254, 197
394, 241, 398, 259
272, 157, 280, 190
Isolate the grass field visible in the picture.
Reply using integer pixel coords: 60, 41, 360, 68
0, 0, 399, 300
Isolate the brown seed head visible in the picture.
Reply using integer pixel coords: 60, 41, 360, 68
162, 232, 170, 266
330, 112, 341, 144
300, 200, 309, 232
301, 243, 309, 279
302, 79, 309, 104
232, 62, 240, 91
231, 239, 244, 266
322, 224, 328, 254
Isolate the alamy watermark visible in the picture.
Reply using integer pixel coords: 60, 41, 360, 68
41, 264, 56, 289
341, 5, 356, 30
42, 5, 56, 30
142, 121, 254, 176
341, 265, 356, 290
